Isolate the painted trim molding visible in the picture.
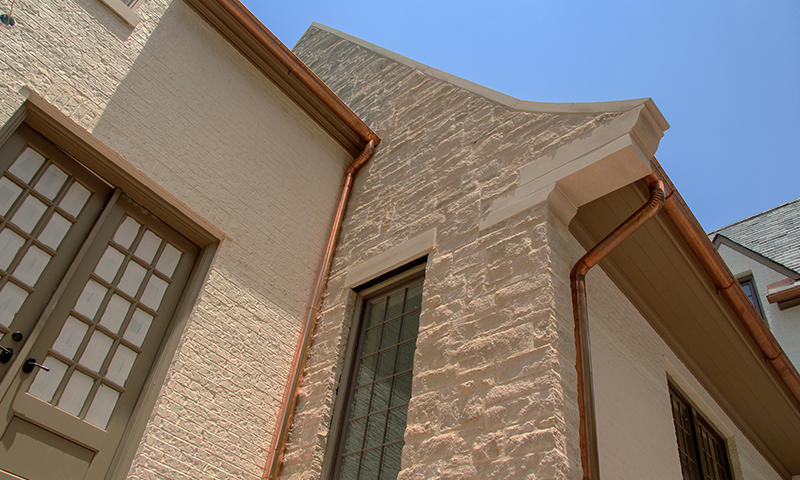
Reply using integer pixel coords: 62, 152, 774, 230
344, 228, 436, 289
480, 101, 667, 229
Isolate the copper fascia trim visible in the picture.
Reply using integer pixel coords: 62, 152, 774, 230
650, 159, 800, 403
570, 176, 665, 480
767, 284, 800, 305
264, 139, 376, 480
213, 0, 380, 146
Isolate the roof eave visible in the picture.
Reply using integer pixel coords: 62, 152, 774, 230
183, 0, 378, 157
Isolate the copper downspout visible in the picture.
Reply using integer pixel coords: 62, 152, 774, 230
263, 139, 376, 480
203, 2, 382, 477
570, 176, 665, 480
650, 159, 800, 404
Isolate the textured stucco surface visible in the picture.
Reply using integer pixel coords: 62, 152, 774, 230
0, 2, 350, 478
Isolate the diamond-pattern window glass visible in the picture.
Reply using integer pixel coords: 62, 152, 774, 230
338, 275, 424, 480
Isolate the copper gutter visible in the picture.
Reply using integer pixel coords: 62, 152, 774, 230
570, 175, 665, 480
650, 159, 800, 403
263, 139, 376, 480
214, 0, 380, 146
201, 2, 382, 477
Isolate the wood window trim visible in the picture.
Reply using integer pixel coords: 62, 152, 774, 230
322, 262, 426, 480
669, 383, 734, 480
1, 92, 222, 479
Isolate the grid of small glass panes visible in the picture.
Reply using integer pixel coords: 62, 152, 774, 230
0, 147, 91, 335
340, 279, 423, 480
28, 215, 183, 429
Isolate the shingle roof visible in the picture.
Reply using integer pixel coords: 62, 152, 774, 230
709, 198, 800, 274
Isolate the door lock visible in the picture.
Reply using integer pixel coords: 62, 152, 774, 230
0, 346, 11, 364
22, 358, 49, 374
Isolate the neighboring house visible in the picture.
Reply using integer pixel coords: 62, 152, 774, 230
709, 199, 800, 370
0, 2, 797, 480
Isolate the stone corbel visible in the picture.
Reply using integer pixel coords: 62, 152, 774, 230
480, 99, 669, 229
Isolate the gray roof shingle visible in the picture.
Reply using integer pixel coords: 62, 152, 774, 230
709, 198, 800, 274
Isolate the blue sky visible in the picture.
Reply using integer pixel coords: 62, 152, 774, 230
243, 0, 799, 231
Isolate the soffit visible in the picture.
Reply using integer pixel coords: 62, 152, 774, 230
183, 0, 366, 157
571, 181, 800, 478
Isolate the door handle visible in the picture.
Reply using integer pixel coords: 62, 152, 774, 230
0, 346, 12, 364
22, 358, 49, 374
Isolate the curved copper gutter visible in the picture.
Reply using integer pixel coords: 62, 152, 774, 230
570, 176, 665, 480
650, 159, 800, 403
214, 0, 380, 146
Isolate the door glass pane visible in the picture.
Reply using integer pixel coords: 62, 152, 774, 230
58, 370, 94, 416
135, 230, 161, 264
34, 165, 67, 200
74, 280, 107, 319
106, 345, 136, 386
123, 309, 152, 347
53, 316, 89, 359
59, 182, 90, 218
140, 275, 168, 310
8, 148, 45, 183
0, 282, 28, 327
14, 246, 51, 287
85, 384, 119, 429
79, 330, 113, 372
0, 177, 22, 216
37, 212, 71, 250
28, 357, 68, 403
118, 261, 146, 297
94, 246, 125, 283
0, 229, 25, 270
11, 195, 47, 233
156, 243, 181, 278
113, 217, 140, 249
99, 294, 131, 333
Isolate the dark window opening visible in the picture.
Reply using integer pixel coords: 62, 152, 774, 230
669, 385, 733, 480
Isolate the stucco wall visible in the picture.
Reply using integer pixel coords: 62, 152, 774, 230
715, 244, 800, 374
0, 1, 351, 478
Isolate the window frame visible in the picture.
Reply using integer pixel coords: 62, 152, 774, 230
737, 276, 765, 320
669, 383, 734, 480
323, 262, 425, 480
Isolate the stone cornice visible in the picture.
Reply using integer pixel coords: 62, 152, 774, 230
480, 101, 668, 229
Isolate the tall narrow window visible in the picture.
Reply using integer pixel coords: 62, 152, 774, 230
333, 271, 424, 480
669, 385, 733, 480
738, 278, 764, 319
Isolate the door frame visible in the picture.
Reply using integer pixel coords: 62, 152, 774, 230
1, 91, 224, 479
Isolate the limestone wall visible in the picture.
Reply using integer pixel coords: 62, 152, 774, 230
288, 26, 618, 480
0, 2, 351, 478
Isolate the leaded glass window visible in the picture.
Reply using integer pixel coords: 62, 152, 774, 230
336, 274, 423, 480
669, 385, 733, 480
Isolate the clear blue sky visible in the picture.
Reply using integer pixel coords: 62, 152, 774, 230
243, 0, 799, 232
